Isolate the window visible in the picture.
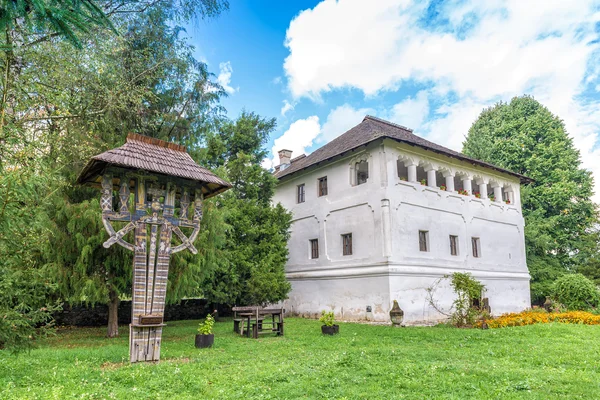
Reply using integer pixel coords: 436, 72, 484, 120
449, 235, 459, 256
297, 184, 305, 203
419, 230, 429, 252
472, 237, 481, 258
356, 161, 369, 185
342, 233, 353, 256
318, 176, 328, 197
310, 239, 319, 259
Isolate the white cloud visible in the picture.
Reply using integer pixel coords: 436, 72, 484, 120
217, 61, 237, 94
386, 90, 430, 131
265, 116, 321, 169
319, 104, 374, 144
281, 100, 295, 116
283, 0, 600, 201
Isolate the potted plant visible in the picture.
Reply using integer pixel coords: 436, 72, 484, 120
195, 314, 215, 348
440, 185, 447, 191
400, 176, 408, 182
319, 311, 339, 335
473, 191, 481, 199
420, 179, 427, 186
489, 194, 495, 201
458, 189, 469, 196
505, 199, 511, 204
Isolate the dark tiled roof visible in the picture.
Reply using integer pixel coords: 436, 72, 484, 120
275, 115, 531, 183
77, 133, 231, 198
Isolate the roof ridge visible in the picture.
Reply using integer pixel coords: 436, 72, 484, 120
127, 133, 187, 153
364, 115, 413, 132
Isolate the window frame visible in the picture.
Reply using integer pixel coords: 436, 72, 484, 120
318, 176, 328, 197
356, 160, 369, 185
342, 233, 353, 256
309, 239, 319, 259
449, 235, 459, 256
471, 237, 481, 258
419, 230, 429, 252
297, 183, 305, 203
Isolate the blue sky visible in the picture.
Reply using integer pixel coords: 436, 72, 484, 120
188, 0, 600, 201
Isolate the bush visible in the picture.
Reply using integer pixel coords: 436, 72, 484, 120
449, 272, 486, 327
552, 274, 599, 311
479, 310, 600, 328
197, 314, 215, 335
319, 311, 335, 327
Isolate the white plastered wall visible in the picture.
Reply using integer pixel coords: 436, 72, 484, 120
273, 139, 531, 324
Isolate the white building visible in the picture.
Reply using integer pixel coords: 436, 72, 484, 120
272, 116, 531, 324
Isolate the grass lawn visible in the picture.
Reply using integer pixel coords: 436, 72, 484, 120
1, 318, 599, 399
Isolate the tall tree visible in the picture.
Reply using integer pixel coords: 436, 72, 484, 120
0, 0, 229, 339
202, 112, 292, 306
41, 3, 228, 338
462, 96, 598, 303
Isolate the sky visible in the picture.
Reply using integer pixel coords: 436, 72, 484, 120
188, 0, 600, 201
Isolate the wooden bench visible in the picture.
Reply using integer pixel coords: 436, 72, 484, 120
232, 306, 284, 338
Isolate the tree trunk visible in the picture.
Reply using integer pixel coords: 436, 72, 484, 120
107, 288, 120, 338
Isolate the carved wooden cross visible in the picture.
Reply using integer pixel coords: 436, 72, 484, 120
100, 174, 204, 362
77, 133, 230, 363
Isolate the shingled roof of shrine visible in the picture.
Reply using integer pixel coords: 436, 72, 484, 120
77, 133, 231, 198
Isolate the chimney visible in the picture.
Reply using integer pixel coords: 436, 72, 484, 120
278, 149, 293, 170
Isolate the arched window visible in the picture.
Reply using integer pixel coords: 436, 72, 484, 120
397, 160, 409, 181
356, 160, 369, 185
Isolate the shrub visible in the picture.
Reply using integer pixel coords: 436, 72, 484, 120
197, 314, 215, 335
426, 272, 486, 327
478, 310, 600, 328
319, 311, 335, 326
552, 274, 600, 311
450, 272, 485, 327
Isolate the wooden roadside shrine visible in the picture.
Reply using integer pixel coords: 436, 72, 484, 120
77, 134, 231, 363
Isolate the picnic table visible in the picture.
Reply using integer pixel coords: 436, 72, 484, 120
232, 306, 284, 338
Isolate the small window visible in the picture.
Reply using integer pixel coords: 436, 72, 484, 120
318, 177, 328, 197
297, 184, 305, 203
342, 233, 352, 256
449, 235, 459, 256
472, 237, 481, 258
310, 239, 319, 259
356, 161, 369, 185
419, 230, 429, 252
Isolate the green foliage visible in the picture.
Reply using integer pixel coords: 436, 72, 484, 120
197, 314, 215, 335
0, 169, 61, 352
0, 0, 115, 49
201, 113, 292, 306
0, 0, 230, 343
449, 272, 486, 327
426, 272, 486, 327
551, 273, 600, 311
319, 311, 335, 327
462, 96, 599, 303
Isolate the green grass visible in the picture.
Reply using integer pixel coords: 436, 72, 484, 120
1, 318, 599, 399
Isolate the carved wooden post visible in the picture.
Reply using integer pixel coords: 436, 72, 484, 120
77, 134, 231, 363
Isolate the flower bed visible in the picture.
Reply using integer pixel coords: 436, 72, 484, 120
479, 310, 600, 328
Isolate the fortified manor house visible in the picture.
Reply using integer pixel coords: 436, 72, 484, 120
272, 116, 532, 324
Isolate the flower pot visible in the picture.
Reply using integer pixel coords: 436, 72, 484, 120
389, 300, 404, 326
321, 324, 339, 335
195, 333, 214, 348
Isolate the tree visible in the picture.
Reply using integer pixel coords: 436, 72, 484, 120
39, 4, 228, 338
0, 0, 229, 340
202, 112, 292, 306
462, 96, 598, 303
